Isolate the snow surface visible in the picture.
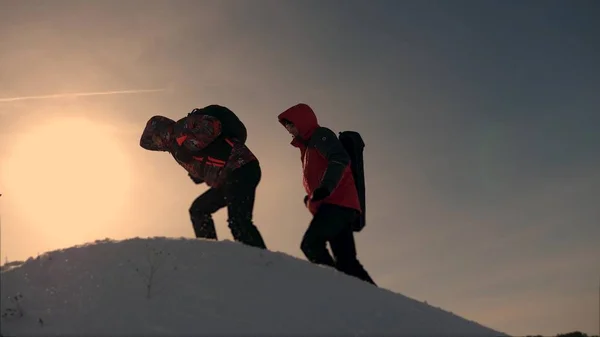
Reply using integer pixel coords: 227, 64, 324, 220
1, 237, 509, 336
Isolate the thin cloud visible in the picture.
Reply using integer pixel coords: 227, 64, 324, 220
0, 88, 167, 103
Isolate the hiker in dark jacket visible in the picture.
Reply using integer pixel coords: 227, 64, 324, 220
278, 103, 375, 285
140, 105, 267, 250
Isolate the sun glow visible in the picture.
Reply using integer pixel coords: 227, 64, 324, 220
1, 116, 133, 244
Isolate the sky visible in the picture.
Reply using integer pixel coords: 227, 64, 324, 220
0, 0, 599, 335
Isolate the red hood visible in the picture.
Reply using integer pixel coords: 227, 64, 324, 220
278, 103, 319, 143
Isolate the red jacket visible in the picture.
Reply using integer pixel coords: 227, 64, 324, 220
140, 112, 256, 188
278, 103, 361, 215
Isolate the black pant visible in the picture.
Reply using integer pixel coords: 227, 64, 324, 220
189, 161, 267, 249
301, 203, 376, 285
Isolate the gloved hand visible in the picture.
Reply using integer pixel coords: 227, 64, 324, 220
188, 173, 204, 184
311, 186, 330, 201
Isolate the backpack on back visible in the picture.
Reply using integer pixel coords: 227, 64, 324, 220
189, 105, 247, 143
338, 131, 367, 232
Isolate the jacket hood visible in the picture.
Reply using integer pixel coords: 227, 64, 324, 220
278, 103, 319, 142
140, 115, 175, 151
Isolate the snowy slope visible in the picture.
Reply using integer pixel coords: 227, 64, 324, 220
1, 237, 509, 337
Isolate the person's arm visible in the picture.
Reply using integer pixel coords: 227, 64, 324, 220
310, 127, 350, 193
188, 173, 204, 184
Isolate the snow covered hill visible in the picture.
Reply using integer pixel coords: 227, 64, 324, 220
1, 237, 508, 336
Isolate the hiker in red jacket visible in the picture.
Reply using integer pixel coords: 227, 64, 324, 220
140, 105, 267, 250
278, 103, 375, 285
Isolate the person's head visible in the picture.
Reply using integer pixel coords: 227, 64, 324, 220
281, 119, 300, 137
278, 103, 319, 140
140, 115, 176, 151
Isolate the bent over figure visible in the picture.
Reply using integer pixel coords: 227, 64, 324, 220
140, 105, 267, 250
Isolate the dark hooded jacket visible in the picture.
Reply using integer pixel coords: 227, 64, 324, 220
139, 112, 256, 188
278, 103, 361, 215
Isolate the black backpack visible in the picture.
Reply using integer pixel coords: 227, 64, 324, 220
339, 131, 367, 232
188, 105, 247, 143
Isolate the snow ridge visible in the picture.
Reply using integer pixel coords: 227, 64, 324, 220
1, 237, 508, 336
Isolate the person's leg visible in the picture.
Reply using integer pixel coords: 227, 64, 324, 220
223, 161, 267, 249
329, 226, 377, 286
189, 187, 227, 239
300, 204, 350, 267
